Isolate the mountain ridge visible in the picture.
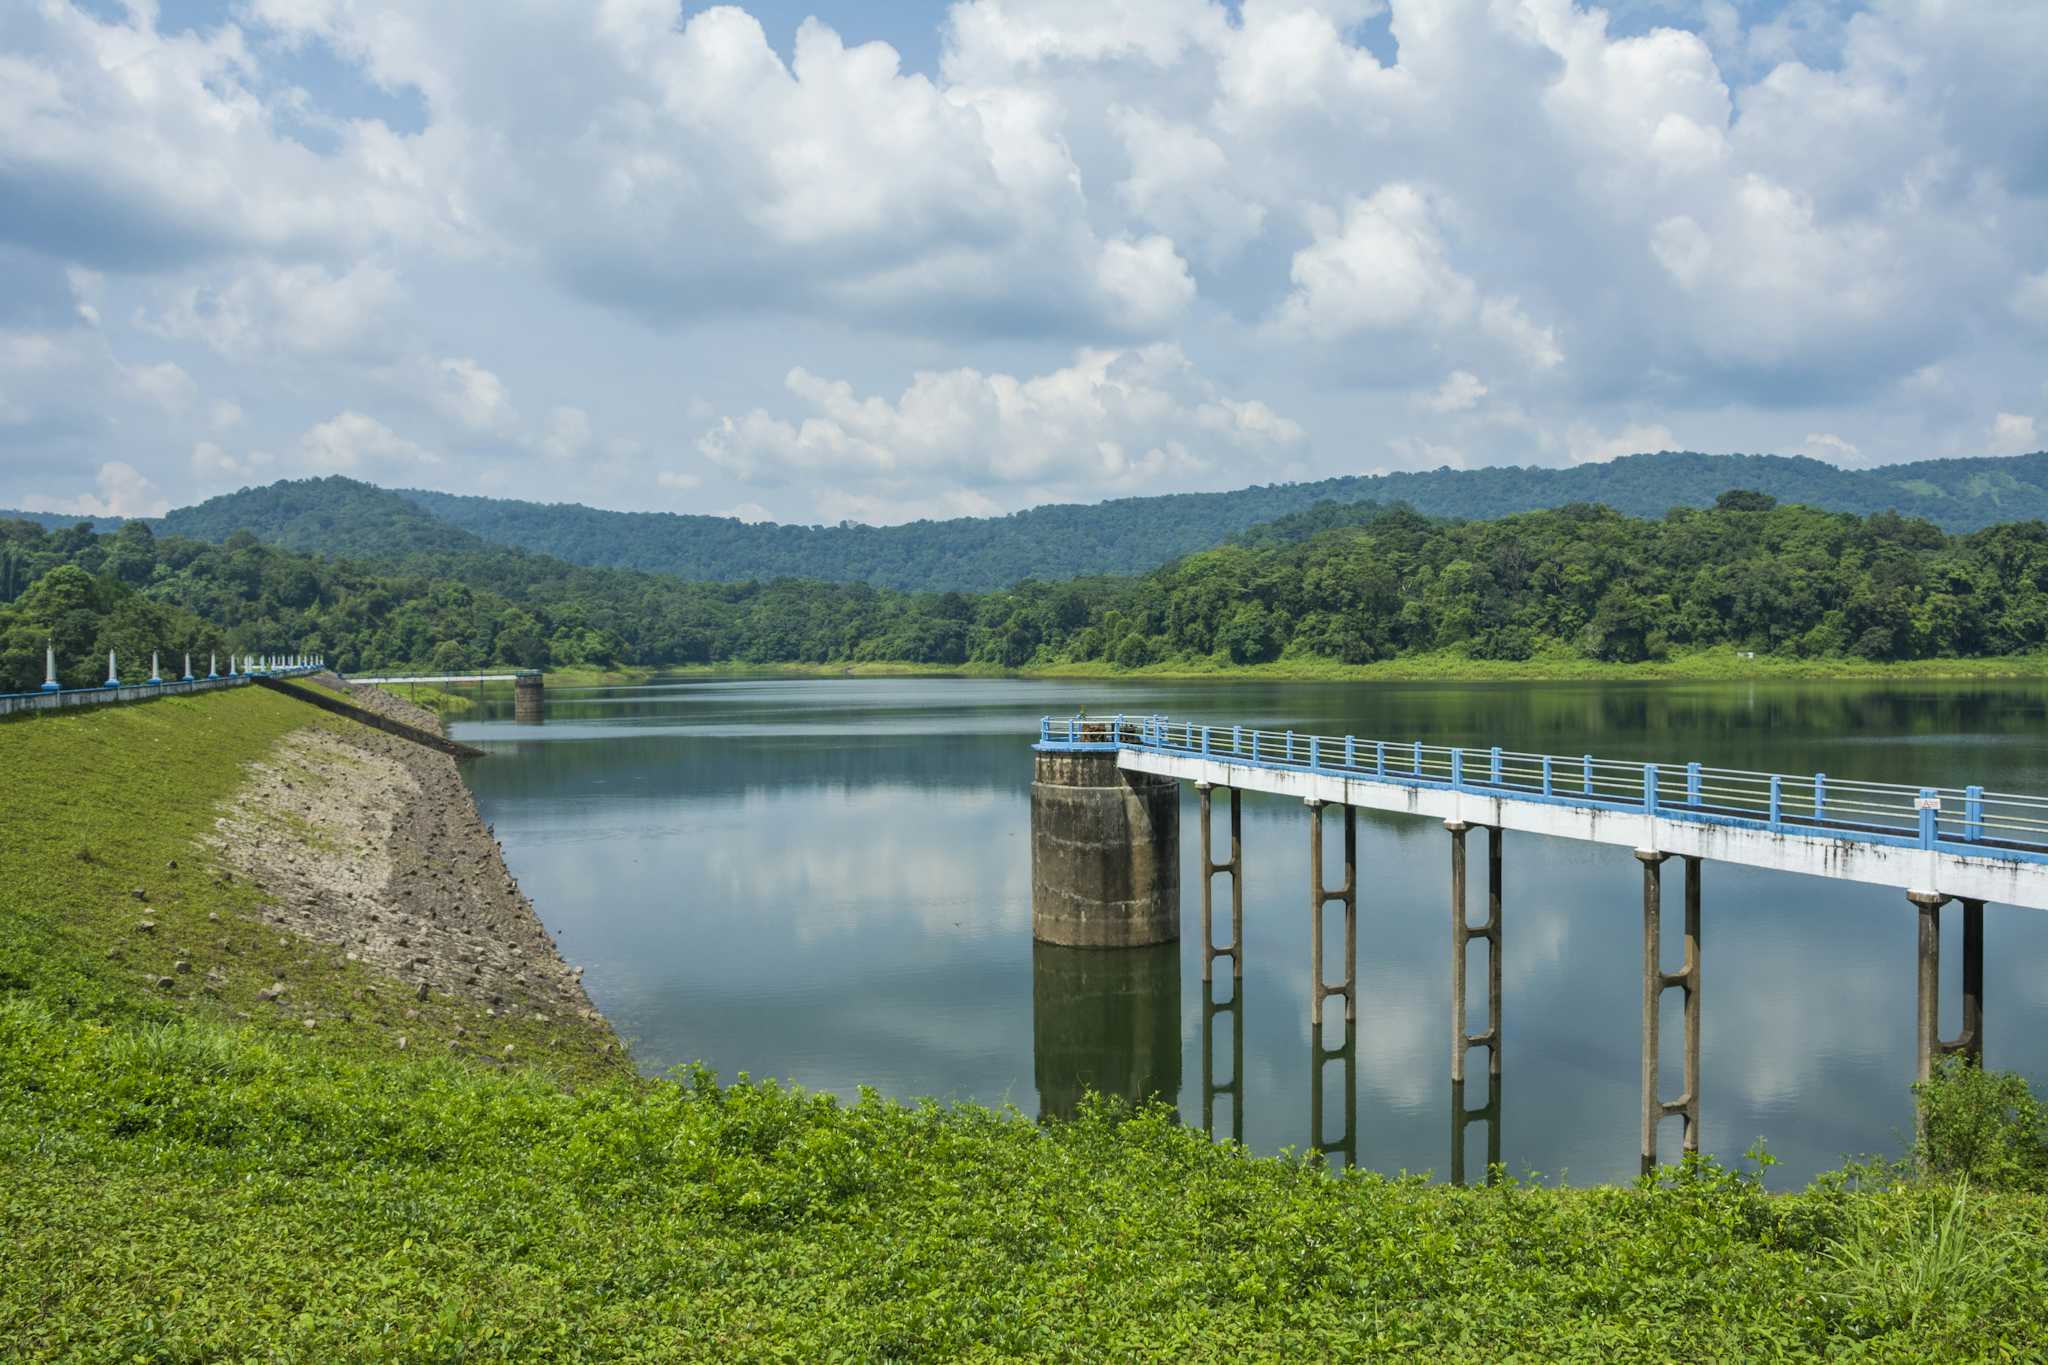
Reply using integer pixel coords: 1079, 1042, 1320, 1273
9, 448, 2048, 592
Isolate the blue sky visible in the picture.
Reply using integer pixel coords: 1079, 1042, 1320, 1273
1, 0, 2042, 523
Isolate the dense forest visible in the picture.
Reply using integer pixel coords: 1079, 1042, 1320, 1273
6, 492, 2048, 692
13, 449, 2045, 594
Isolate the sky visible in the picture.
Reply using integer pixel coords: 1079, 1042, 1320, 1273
1, 0, 2045, 526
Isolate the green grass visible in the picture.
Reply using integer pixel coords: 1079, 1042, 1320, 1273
6, 688, 2048, 1359
0, 688, 623, 1088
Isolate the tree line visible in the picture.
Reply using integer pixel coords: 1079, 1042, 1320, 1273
4, 491, 2048, 692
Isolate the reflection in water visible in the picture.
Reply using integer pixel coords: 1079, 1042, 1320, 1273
1451, 1076, 1504, 1186
1202, 975, 1244, 1145
1310, 1018, 1358, 1169
456, 675, 2048, 1187
1032, 942, 1182, 1122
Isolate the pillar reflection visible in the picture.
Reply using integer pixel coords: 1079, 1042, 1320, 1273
1201, 973, 1244, 1144
1450, 1074, 1503, 1186
1032, 941, 1182, 1123
1309, 1016, 1358, 1170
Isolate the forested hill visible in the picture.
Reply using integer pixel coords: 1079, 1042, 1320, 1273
401, 450, 2048, 589
6, 494, 2048, 690
13, 448, 2048, 592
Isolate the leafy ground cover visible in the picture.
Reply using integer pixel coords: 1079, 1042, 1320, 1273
4, 690, 2046, 1360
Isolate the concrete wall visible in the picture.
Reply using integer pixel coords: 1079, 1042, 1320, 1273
1030, 749, 1179, 946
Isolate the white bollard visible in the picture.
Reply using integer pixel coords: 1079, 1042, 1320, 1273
42, 642, 59, 692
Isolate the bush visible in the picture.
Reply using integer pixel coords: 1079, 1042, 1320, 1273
1913, 1057, 2048, 1190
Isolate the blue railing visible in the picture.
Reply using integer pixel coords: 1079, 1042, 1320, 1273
1037, 714, 2048, 864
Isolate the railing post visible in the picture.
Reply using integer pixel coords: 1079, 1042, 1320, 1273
1345, 736, 1356, 768
1644, 764, 1658, 815
1233, 725, 1243, 757
1251, 732, 1260, 763
1814, 773, 1826, 824
1965, 786, 1984, 842
1919, 789, 1938, 849
1286, 730, 1295, 764
1583, 755, 1594, 795
1490, 746, 1503, 786
1040, 717, 1050, 743
1451, 748, 1464, 789
1414, 740, 1424, 777
1686, 762, 1701, 806
1541, 755, 1553, 797
1202, 725, 1211, 756
1309, 736, 1320, 770
1769, 775, 1782, 831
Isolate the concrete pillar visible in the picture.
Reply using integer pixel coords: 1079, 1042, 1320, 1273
1639, 852, 1702, 1173
1307, 799, 1356, 1024
513, 672, 544, 724
1032, 941, 1181, 1122
1201, 974, 1244, 1145
1031, 750, 1179, 947
1198, 783, 1243, 981
1914, 891, 1985, 1089
1450, 822, 1503, 1086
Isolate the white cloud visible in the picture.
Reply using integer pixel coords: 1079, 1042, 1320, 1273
1387, 436, 1465, 470
297, 411, 438, 470
1798, 432, 1860, 463
1094, 234, 1195, 331
141, 262, 401, 358
126, 361, 196, 413
1111, 107, 1265, 264
210, 399, 245, 431
655, 470, 701, 493
721, 501, 773, 524
20, 462, 170, 518
433, 357, 515, 433
1416, 370, 1487, 414
539, 406, 592, 461
191, 441, 276, 482
1989, 413, 2041, 456
1566, 421, 1676, 466
1278, 186, 1477, 340
698, 344, 1303, 521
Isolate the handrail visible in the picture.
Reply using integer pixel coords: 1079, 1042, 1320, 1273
1036, 713, 2048, 859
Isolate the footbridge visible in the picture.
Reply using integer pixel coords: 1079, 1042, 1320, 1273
342, 669, 546, 722
1031, 714, 2048, 1173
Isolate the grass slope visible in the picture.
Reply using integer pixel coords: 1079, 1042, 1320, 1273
5, 689, 2047, 1359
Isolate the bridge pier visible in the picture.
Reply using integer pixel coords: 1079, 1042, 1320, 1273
1307, 799, 1356, 1024
514, 671, 544, 723
1030, 750, 1179, 947
1913, 892, 1985, 1088
1197, 783, 1242, 981
1639, 852, 1702, 1173
1448, 822, 1503, 1088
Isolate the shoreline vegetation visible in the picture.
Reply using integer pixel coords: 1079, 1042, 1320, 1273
648, 646, 2048, 686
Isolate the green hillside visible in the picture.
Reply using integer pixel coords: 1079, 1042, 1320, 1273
15, 449, 2048, 592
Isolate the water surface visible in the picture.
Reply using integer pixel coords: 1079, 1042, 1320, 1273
451, 675, 2048, 1186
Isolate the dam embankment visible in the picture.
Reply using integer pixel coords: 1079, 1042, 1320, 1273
209, 675, 610, 1053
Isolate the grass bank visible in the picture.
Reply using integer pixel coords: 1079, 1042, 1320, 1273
654, 646, 2048, 686
6, 688, 2048, 1358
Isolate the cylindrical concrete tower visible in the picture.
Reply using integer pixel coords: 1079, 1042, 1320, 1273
1030, 749, 1179, 946
513, 672, 544, 724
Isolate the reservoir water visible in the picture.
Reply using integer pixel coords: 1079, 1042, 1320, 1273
454, 675, 2048, 1187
